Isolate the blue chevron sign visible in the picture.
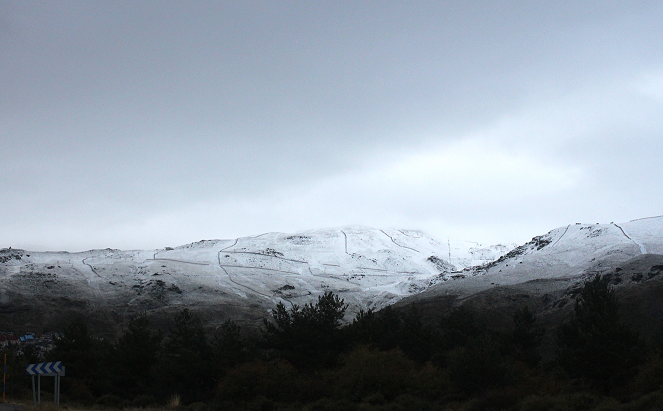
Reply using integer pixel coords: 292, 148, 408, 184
26, 362, 62, 375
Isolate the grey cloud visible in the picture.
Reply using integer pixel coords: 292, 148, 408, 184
2, 1, 663, 250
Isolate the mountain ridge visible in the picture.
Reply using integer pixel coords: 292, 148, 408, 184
2, 218, 662, 338
0, 226, 512, 337
395, 216, 663, 345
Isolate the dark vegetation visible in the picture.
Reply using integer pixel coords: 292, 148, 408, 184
3, 276, 663, 411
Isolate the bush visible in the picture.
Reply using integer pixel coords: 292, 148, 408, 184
95, 394, 123, 407
447, 336, 510, 395
307, 398, 358, 411
132, 394, 157, 408
519, 395, 564, 411
623, 390, 663, 411
563, 392, 601, 411
68, 379, 96, 405
187, 402, 208, 411
631, 353, 663, 395
217, 360, 298, 402
467, 389, 520, 411
392, 394, 433, 411
409, 362, 450, 401
519, 393, 608, 411
335, 346, 417, 402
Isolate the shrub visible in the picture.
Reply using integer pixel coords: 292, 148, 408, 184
519, 395, 564, 411
623, 390, 663, 411
132, 394, 157, 408
467, 389, 520, 411
68, 379, 95, 405
631, 353, 663, 395
563, 392, 601, 411
447, 336, 510, 395
307, 398, 358, 411
335, 346, 417, 402
95, 394, 123, 407
393, 394, 433, 411
217, 360, 298, 402
187, 402, 208, 411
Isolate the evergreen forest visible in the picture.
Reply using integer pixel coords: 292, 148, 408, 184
3, 275, 663, 411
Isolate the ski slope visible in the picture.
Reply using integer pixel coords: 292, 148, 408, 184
0, 227, 514, 322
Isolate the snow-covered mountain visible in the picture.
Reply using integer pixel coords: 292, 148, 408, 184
0, 226, 512, 336
424, 216, 663, 295
3, 217, 662, 337
397, 216, 663, 338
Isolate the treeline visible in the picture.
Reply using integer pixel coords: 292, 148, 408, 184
3, 275, 663, 411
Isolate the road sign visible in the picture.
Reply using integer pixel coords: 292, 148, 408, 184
26, 362, 64, 405
25, 362, 62, 375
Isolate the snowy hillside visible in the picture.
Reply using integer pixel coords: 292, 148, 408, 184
418, 216, 663, 298
2, 218, 663, 335
395, 216, 663, 344
0, 226, 513, 334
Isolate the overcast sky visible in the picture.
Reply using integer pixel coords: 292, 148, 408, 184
2, 1, 663, 252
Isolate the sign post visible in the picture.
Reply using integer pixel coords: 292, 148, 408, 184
3, 354, 6, 402
26, 362, 63, 406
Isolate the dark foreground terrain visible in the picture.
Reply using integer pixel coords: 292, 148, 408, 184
3, 271, 663, 411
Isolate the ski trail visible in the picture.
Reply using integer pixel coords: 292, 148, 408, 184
217, 264, 300, 275
152, 249, 209, 265
380, 229, 420, 253
397, 229, 422, 238
249, 232, 275, 239
217, 251, 293, 306
220, 249, 313, 274
551, 225, 570, 247
629, 215, 663, 222
152, 258, 210, 266
220, 238, 239, 251
222, 250, 307, 264
82, 258, 105, 279
80, 257, 106, 302
612, 223, 647, 254
341, 230, 349, 255
217, 251, 272, 299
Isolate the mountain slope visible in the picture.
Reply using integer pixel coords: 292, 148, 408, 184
0, 226, 511, 337
5, 217, 661, 339
396, 216, 663, 343
423, 217, 663, 296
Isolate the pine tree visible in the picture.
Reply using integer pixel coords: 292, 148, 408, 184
348, 305, 433, 363
153, 309, 214, 402
214, 319, 248, 372
510, 306, 544, 367
47, 318, 112, 400
263, 291, 348, 368
348, 306, 402, 351
557, 275, 640, 392
113, 314, 162, 396
439, 306, 484, 352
